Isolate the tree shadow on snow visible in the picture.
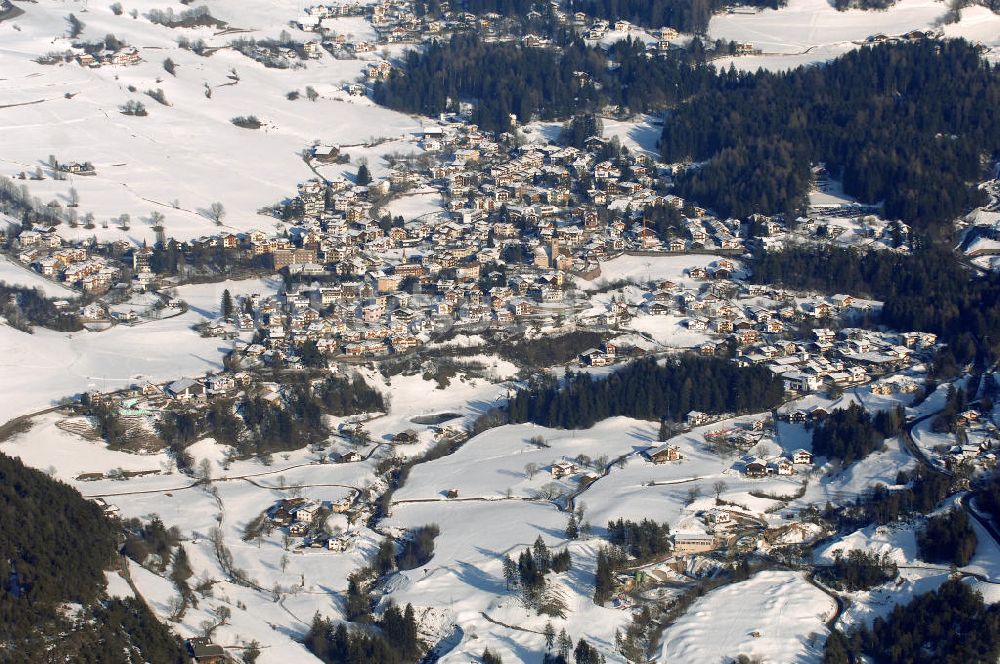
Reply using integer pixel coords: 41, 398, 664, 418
453, 559, 505, 595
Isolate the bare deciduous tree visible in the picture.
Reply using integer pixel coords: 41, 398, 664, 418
208, 201, 225, 223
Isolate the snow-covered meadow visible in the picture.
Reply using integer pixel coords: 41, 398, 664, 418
708, 0, 1000, 71
0, 0, 421, 244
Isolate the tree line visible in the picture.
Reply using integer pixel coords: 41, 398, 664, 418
811, 403, 904, 466
507, 356, 785, 429
0, 282, 81, 332
607, 517, 672, 560
824, 579, 1000, 664
156, 373, 386, 463
917, 508, 978, 567
0, 453, 186, 662
373, 34, 718, 132
663, 40, 1000, 227
749, 244, 1000, 369
498, 329, 604, 367
817, 549, 897, 592
305, 603, 421, 664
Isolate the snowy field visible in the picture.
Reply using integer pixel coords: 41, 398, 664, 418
658, 570, 835, 662
625, 314, 713, 349
708, 0, 1000, 71
602, 115, 662, 157
578, 253, 734, 290
0, 254, 76, 296
0, 275, 278, 422
381, 500, 631, 662
0, 0, 421, 244
383, 189, 446, 222
0, 313, 228, 421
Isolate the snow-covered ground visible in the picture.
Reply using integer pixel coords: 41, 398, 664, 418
708, 0, 1000, 71
658, 570, 835, 662
0, 254, 76, 296
577, 253, 732, 290
0, 275, 278, 422
602, 115, 662, 157
625, 313, 713, 349
3, 1, 997, 660
383, 189, 446, 222
0, 0, 420, 244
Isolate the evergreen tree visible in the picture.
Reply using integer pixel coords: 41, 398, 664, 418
508, 356, 784, 430
220, 288, 233, 318
822, 629, 850, 664
356, 163, 372, 185
593, 548, 616, 605
557, 629, 572, 658
533, 536, 552, 574
482, 647, 503, 664
502, 554, 519, 591
551, 550, 572, 573
917, 509, 977, 566
565, 514, 579, 540
574, 639, 605, 664
543, 621, 556, 651
345, 575, 370, 621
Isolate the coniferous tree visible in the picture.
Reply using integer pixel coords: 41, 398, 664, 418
822, 630, 850, 664
533, 536, 552, 573
482, 647, 503, 664
220, 288, 233, 318
551, 549, 572, 573
917, 509, 977, 566
356, 163, 372, 185
574, 639, 605, 664
565, 514, 579, 540
557, 629, 572, 658
593, 548, 616, 605
544, 621, 556, 651
502, 554, 518, 591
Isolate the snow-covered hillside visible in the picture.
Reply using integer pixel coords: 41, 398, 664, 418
0, 0, 419, 243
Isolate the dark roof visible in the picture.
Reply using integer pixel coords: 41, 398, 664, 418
188, 638, 225, 658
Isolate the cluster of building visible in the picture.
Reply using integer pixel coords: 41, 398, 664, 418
288, 0, 739, 75
293, 2, 369, 32
268, 496, 355, 550
738, 449, 813, 479
147, 119, 741, 358
12, 227, 122, 293
75, 47, 141, 68
4, 67, 942, 400
5, 105, 942, 394
765, 328, 935, 395
83, 372, 256, 413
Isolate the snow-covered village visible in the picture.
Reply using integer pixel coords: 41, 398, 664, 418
4, 0, 1000, 662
